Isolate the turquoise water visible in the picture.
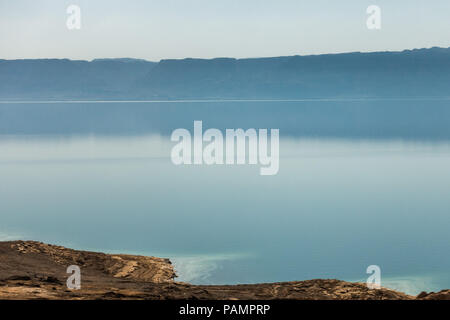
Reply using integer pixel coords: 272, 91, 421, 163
1, 101, 450, 295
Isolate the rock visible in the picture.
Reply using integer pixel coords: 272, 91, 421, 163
0, 240, 445, 300
416, 290, 450, 300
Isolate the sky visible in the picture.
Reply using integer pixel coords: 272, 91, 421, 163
1, 0, 449, 61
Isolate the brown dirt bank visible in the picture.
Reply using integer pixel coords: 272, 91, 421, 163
0, 241, 448, 300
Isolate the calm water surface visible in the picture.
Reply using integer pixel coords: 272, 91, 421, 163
1, 100, 450, 295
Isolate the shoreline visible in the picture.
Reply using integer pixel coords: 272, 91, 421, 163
0, 240, 448, 300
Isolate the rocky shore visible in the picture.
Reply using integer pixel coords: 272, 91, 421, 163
0, 241, 448, 300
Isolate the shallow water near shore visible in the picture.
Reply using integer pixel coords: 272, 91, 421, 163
1, 100, 450, 296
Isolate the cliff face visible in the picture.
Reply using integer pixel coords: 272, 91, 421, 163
0, 241, 447, 300
141, 47, 450, 99
1, 47, 450, 100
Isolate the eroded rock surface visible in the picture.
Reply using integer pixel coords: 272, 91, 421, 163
0, 241, 444, 300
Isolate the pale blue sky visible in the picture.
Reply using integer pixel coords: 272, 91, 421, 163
1, 0, 449, 61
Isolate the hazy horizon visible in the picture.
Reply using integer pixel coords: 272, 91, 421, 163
2, 45, 450, 63
1, 0, 450, 61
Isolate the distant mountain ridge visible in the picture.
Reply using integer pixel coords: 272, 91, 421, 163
1, 47, 449, 100
0, 58, 157, 99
